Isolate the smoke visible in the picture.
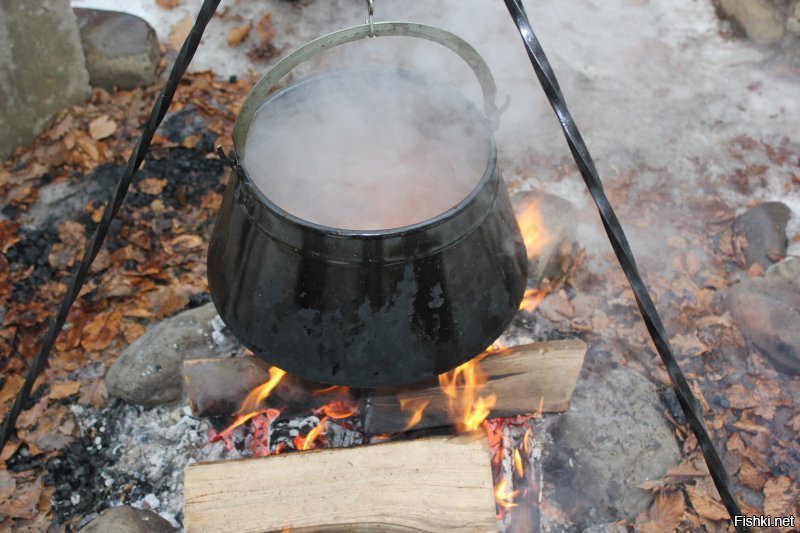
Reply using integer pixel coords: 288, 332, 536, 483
243, 67, 490, 230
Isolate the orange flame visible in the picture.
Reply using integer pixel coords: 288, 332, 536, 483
523, 427, 532, 455
438, 353, 497, 433
221, 366, 287, 436
399, 398, 430, 431
518, 287, 549, 313
319, 401, 357, 420
294, 417, 328, 451
515, 197, 553, 261
513, 448, 524, 477
495, 479, 520, 510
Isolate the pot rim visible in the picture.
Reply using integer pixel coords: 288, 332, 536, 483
233, 67, 498, 240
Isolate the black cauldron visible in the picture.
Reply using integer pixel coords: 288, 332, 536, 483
208, 22, 527, 387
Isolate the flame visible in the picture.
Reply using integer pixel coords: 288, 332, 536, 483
513, 448, 524, 477
495, 479, 520, 510
523, 427, 532, 455
294, 417, 328, 451
399, 398, 430, 431
220, 366, 287, 437
518, 287, 549, 313
515, 197, 553, 261
319, 400, 357, 419
438, 353, 497, 432
535, 395, 544, 417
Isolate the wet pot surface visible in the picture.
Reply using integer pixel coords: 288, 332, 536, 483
208, 68, 527, 387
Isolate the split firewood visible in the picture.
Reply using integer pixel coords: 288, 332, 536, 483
362, 339, 586, 435
184, 434, 497, 533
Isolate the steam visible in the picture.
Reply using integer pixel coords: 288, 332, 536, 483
243, 69, 490, 230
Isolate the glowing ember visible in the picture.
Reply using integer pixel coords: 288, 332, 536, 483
523, 427, 532, 455
220, 366, 287, 436
294, 417, 328, 451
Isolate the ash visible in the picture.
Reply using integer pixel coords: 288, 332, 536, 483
48, 400, 211, 529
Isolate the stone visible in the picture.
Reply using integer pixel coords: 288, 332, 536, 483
105, 303, 242, 407
0, 0, 91, 161
788, 1, 800, 34
541, 367, 681, 529
512, 190, 578, 287
719, 0, 786, 45
726, 256, 800, 375
733, 201, 791, 269
74, 9, 161, 91
79, 506, 175, 533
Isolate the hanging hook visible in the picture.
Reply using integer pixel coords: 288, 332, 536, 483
365, 0, 375, 37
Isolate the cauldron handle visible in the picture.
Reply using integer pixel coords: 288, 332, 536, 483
233, 21, 504, 153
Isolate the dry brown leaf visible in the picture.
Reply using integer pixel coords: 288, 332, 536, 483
227, 23, 252, 47
672, 333, 708, 356
81, 309, 122, 351
686, 480, 729, 521
646, 490, 684, 532
148, 285, 190, 319
88, 115, 117, 140
15, 397, 48, 430
138, 177, 167, 195
763, 476, 795, 518
0, 478, 42, 520
256, 13, 276, 45
49, 380, 81, 400
17, 403, 75, 452
76, 135, 100, 161
0, 374, 23, 405
168, 16, 193, 50
78, 378, 108, 409
200, 191, 222, 210
156, 0, 179, 8
738, 459, 767, 491
0, 220, 20, 253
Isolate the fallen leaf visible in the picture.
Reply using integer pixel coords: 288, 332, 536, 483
227, 23, 252, 47
49, 380, 81, 400
88, 115, 117, 140
17, 404, 75, 452
645, 490, 684, 532
78, 378, 108, 409
0, 478, 42, 519
138, 177, 167, 195
738, 459, 767, 491
0, 220, 20, 253
168, 16, 193, 50
76, 136, 100, 161
15, 397, 48, 430
686, 480, 729, 521
81, 309, 122, 351
156, 0, 179, 8
763, 476, 795, 518
256, 13, 276, 45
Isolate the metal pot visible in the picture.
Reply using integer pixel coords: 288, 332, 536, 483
208, 22, 527, 387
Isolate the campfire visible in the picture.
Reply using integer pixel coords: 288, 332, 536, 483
181, 195, 588, 531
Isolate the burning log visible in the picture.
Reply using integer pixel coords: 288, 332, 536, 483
183, 434, 498, 532
362, 340, 586, 435
183, 357, 356, 419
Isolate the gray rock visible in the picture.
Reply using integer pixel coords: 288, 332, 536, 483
74, 8, 161, 91
106, 303, 241, 406
0, 0, 91, 161
512, 190, 578, 287
79, 506, 175, 533
719, 0, 786, 45
541, 367, 681, 529
734, 201, 791, 269
726, 257, 800, 375
789, 1, 800, 35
